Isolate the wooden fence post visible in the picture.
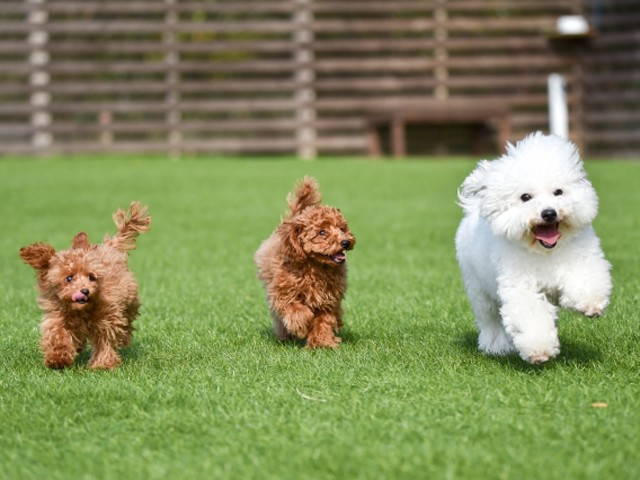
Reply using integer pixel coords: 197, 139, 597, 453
27, 0, 52, 154
165, 0, 181, 159
434, 0, 448, 100
293, 0, 316, 160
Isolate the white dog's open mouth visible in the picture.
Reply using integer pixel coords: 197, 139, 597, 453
534, 223, 561, 249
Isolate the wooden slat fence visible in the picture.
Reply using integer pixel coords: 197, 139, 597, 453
0, 0, 637, 158
581, 0, 640, 158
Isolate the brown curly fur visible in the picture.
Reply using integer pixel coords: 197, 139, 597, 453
255, 177, 356, 348
19, 202, 151, 370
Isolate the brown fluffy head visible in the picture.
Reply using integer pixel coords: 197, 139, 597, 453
279, 178, 355, 265
20, 240, 109, 312
19, 202, 149, 314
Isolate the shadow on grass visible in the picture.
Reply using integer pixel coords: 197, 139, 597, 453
258, 326, 362, 348
454, 329, 602, 372
72, 343, 142, 368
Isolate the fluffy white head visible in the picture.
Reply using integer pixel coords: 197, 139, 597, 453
458, 132, 599, 251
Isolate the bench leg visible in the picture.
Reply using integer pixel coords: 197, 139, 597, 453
391, 117, 406, 158
367, 126, 382, 158
497, 114, 511, 153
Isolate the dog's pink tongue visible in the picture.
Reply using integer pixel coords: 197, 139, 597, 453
72, 291, 88, 303
534, 224, 561, 244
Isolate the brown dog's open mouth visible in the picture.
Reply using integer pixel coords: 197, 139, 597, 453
330, 251, 346, 264
533, 223, 561, 249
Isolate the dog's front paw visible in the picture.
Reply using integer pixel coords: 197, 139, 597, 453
580, 300, 608, 318
44, 348, 76, 369
513, 333, 560, 364
89, 349, 122, 370
306, 333, 341, 349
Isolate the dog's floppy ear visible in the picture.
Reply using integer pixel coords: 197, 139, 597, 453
278, 220, 306, 262
72, 232, 90, 249
19, 243, 56, 271
457, 160, 491, 212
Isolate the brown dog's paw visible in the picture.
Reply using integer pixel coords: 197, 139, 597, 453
306, 333, 342, 349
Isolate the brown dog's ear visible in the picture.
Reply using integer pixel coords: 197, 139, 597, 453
19, 243, 56, 271
278, 220, 306, 262
72, 232, 90, 249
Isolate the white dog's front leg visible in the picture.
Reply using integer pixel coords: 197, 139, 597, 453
499, 286, 560, 364
559, 256, 612, 317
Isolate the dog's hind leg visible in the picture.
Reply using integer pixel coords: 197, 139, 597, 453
271, 308, 293, 341
463, 277, 514, 356
474, 294, 514, 356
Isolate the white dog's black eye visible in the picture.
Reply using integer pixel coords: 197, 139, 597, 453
520, 193, 532, 202
319, 229, 326, 236
65, 275, 73, 283
554, 189, 563, 196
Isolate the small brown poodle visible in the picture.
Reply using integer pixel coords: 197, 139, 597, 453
19, 202, 151, 370
255, 177, 356, 348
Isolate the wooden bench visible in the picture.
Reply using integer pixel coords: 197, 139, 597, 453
365, 100, 511, 158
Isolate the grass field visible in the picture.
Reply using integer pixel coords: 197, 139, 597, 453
1, 155, 639, 480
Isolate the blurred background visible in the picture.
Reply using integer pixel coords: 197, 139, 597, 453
1, 0, 638, 159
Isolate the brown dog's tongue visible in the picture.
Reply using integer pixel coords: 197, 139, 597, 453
72, 291, 88, 303
534, 224, 561, 244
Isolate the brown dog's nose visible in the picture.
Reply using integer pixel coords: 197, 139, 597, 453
341, 240, 351, 249
80, 288, 90, 296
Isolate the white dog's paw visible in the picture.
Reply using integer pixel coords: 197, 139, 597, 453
478, 329, 516, 356
580, 299, 608, 318
514, 334, 560, 364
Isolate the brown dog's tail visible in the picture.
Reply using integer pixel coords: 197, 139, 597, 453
106, 201, 151, 252
286, 176, 322, 218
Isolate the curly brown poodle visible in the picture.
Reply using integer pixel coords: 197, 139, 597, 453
19, 202, 151, 370
255, 177, 356, 348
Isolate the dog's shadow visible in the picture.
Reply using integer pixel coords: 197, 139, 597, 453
259, 327, 362, 349
455, 330, 602, 371
73, 344, 142, 368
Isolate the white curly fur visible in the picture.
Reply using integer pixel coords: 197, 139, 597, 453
455, 132, 612, 364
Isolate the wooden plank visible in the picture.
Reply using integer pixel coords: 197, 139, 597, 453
311, 18, 555, 33
311, 0, 577, 12
42, 1, 297, 14
314, 55, 571, 72
312, 37, 551, 53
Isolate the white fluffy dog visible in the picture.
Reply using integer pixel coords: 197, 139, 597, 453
455, 132, 612, 364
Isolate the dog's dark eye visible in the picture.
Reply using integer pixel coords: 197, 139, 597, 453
319, 229, 326, 236
520, 193, 532, 202
553, 189, 563, 196
88, 273, 97, 282
65, 275, 73, 283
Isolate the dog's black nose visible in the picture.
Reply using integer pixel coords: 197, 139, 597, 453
80, 288, 90, 296
340, 240, 351, 249
541, 208, 557, 223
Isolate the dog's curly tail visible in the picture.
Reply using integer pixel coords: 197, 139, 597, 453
107, 201, 151, 252
286, 176, 322, 218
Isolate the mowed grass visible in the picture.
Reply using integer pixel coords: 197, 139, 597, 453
1, 155, 639, 480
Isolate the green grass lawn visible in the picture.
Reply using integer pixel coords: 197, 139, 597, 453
1, 155, 639, 480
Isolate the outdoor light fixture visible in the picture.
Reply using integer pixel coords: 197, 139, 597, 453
555, 15, 591, 36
